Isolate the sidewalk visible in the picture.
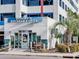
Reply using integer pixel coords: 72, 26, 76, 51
0, 51, 79, 58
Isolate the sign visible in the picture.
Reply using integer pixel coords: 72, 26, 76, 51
73, 36, 78, 43
8, 15, 42, 23
15, 17, 42, 23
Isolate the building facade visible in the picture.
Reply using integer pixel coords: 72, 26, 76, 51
0, 0, 79, 21
0, 0, 79, 49
4, 17, 58, 49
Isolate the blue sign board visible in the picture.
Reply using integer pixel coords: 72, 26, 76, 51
16, 17, 42, 23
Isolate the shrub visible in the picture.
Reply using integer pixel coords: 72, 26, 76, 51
56, 44, 79, 53
70, 44, 79, 52
56, 44, 68, 53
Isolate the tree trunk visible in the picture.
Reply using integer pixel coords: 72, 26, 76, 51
64, 30, 72, 52
64, 29, 72, 45
68, 33, 72, 45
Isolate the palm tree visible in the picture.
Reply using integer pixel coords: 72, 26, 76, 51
64, 9, 79, 45
52, 9, 79, 45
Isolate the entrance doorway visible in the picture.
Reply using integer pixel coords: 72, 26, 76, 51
10, 31, 29, 49
21, 32, 29, 49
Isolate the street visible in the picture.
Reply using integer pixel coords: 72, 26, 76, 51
0, 55, 77, 59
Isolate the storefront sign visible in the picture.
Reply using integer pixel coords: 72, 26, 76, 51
11, 17, 42, 24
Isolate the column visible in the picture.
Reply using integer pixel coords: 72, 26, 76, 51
30, 33, 33, 51
47, 39, 50, 49
21, 32, 23, 48
8, 31, 12, 51
15, 0, 22, 18
14, 34, 15, 48
18, 32, 19, 48
28, 31, 29, 48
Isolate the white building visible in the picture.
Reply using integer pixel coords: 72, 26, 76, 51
4, 17, 58, 49
0, 0, 79, 21
0, 0, 79, 49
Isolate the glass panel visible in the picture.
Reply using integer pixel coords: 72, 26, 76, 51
15, 33, 18, 48
59, 15, 61, 22
44, 13, 53, 18
44, 0, 53, 5
37, 36, 41, 42
32, 33, 37, 42
59, 0, 62, 6
1, 13, 15, 21
1, 0, 15, 4
0, 14, 1, 21
27, 13, 53, 18
62, 2, 64, 9
29, 0, 39, 6
65, 5, 67, 11
23, 0, 27, 5
26, 0, 53, 6
41, 40, 47, 48
11, 36, 14, 48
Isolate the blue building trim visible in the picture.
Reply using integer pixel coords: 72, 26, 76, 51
8, 17, 16, 23
0, 21, 4, 25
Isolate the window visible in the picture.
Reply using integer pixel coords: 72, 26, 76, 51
62, 16, 64, 22
28, 0, 39, 6
65, 5, 67, 11
27, 14, 41, 17
26, 13, 53, 18
27, 0, 53, 6
70, 0, 78, 11
44, 13, 53, 18
59, 15, 65, 22
1, 0, 15, 4
23, 0, 27, 5
44, 0, 53, 5
59, 15, 62, 22
0, 13, 15, 21
37, 36, 41, 42
0, 14, 1, 21
62, 2, 64, 9
59, 0, 62, 6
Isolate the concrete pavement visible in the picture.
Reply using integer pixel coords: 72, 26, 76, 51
0, 51, 79, 58
0, 48, 78, 58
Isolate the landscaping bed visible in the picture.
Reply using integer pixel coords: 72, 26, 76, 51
56, 44, 79, 53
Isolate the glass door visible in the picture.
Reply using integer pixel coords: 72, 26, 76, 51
21, 32, 29, 49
